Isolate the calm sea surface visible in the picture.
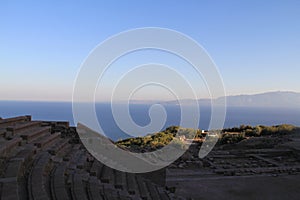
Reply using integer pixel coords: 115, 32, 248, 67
1, 101, 300, 140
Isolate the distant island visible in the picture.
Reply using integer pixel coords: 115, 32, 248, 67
120, 91, 300, 108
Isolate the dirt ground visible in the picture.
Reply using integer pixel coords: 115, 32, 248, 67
167, 174, 300, 200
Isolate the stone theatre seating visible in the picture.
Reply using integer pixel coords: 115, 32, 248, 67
0, 116, 176, 200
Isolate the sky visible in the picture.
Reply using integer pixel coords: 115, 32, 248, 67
1, 0, 300, 101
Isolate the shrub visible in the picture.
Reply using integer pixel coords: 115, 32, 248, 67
219, 132, 246, 145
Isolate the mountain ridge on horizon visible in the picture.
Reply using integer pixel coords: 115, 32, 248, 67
1, 91, 300, 108
126, 91, 300, 107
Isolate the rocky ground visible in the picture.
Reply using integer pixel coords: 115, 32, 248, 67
166, 130, 300, 199
1, 115, 300, 200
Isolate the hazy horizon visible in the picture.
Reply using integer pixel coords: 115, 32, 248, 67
1, 1, 300, 101
0, 90, 298, 103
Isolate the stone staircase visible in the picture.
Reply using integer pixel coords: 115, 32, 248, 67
0, 116, 179, 200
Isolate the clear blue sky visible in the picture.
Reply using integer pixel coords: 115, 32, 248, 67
1, 0, 300, 101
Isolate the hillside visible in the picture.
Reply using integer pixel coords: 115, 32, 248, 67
115, 126, 203, 152
115, 124, 300, 152
217, 91, 300, 107
133, 91, 300, 108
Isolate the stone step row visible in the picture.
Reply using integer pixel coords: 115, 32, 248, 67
156, 187, 170, 200
50, 163, 69, 200
0, 137, 22, 158
102, 183, 120, 200
55, 150, 172, 200
0, 144, 41, 200
87, 176, 105, 200
33, 132, 60, 149
0, 128, 6, 137
0, 180, 19, 200
77, 151, 88, 169
145, 180, 161, 200
214, 165, 300, 175
100, 165, 114, 183
0, 159, 26, 200
0, 116, 31, 128
59, 144, 80, 162
136, 175, 151, 200
88, 159, 171, 200
68, 150, 86, 171
4, 159, 24, 179
20, 126, 51, 143
28, 153, 52, 200
114, 169, 126, 189
126, 173, 139, 195
90, 160, 104, 177
249, 154, 281, 167
6, 121, 41, 135
70, 173, 89, 200
48, 138, 70, 155
12, 145, 37, 172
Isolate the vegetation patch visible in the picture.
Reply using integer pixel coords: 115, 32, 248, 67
116, 124, 299, 151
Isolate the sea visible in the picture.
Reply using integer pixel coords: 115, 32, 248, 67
1, 101, 300, 141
